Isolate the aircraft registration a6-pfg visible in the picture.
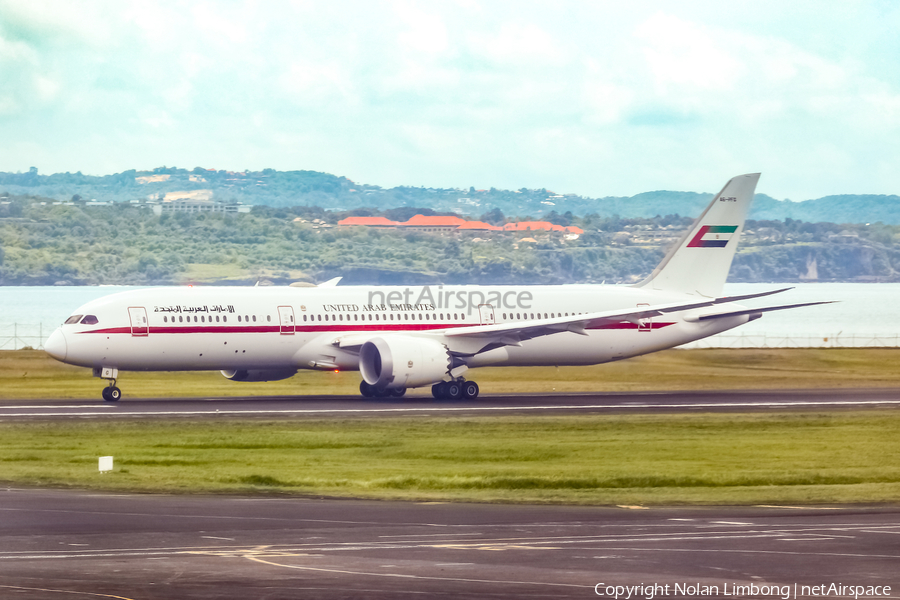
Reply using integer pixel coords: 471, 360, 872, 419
46, 173, 826, 402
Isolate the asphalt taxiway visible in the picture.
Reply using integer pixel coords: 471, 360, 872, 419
0, 488, 897, 599
1, 388, 898, 420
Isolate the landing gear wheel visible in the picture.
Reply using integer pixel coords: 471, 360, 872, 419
445, 381, 463, 400
360, 381, 375, 398
388, 388, 406, 397
374, 387, 391, 398
103, 386, 121, 402
432, 382, 447, 399
462, 381, 479, 399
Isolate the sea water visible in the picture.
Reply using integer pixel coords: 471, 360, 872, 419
0, 283, 897, 349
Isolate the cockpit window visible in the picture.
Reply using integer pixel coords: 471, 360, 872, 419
64, 315, 83, 325
80, 315, 99, 325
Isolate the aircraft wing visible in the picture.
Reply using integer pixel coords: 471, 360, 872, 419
330, 288, 828, 356
441, 287, 795, 343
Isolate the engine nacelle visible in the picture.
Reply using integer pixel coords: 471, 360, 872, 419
359, 336, 451, 389
220, 369, 297, 382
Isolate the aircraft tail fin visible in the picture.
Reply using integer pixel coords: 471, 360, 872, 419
634, 173, 760, 298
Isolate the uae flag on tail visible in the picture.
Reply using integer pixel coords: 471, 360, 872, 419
687, 225, 739, 248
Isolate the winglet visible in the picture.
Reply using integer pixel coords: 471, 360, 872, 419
318, 277, 343, 288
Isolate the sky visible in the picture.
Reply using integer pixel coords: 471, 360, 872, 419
1, 0, 899, 200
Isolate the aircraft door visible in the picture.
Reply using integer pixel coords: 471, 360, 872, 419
478, 304, 495, 325
636, 303, 652, 332
128, 307, 149, 337
278, 306, 295, 335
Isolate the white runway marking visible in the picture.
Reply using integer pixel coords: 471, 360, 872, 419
242, 554, 591, 590
0, 405, 115, 409
2, 399, 900, 418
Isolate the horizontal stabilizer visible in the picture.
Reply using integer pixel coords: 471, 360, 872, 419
689, 301, 835, 322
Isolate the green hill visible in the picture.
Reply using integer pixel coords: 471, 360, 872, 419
2, 167, 899, 224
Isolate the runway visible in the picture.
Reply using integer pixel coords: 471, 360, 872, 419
1, 388, 899, 420
0, 488, 897, 599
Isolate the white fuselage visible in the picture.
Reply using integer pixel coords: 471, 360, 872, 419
47, 283, 749, 374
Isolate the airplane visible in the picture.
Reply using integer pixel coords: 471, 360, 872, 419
44, 173, 828, 402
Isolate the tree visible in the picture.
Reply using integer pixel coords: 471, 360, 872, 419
479, 208, 505, 226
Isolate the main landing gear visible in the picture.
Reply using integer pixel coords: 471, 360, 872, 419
432, 379, 479, 400
358, 379, 479, 399
359, 381, 406, 398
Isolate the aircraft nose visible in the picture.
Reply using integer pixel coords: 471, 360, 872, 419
45, 328, 67, 361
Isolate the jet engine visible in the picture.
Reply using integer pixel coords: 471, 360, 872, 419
359, 336, 451, 389
220, 369, 297, 382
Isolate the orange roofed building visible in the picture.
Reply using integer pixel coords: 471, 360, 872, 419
503, 221, 584, 235
401, 215, 468, 232
455, 220, 503, 231
336, 216, 401, 228
337, 214, 581, 235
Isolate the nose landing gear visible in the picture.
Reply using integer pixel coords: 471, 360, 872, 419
101, 384, 122, 402
93, 367, 121, 402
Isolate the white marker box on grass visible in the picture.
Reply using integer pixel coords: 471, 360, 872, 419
99, 456, 113, 473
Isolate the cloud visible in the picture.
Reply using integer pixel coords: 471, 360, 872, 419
636, 12, 742, 92
0, 0, 899, 200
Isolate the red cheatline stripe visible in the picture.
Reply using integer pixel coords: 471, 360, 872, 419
76, 321, 676, 335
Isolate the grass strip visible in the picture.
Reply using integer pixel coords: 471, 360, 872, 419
3, 348, 900, 400
1, 411, 898, 505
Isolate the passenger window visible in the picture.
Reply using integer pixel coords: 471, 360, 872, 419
252, 315, 256, 322
179, 316, 183, 323
201, 316, 205, 323
65, 315, 83, 325
80, 315, 99, 325
267, 315, 271, 322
